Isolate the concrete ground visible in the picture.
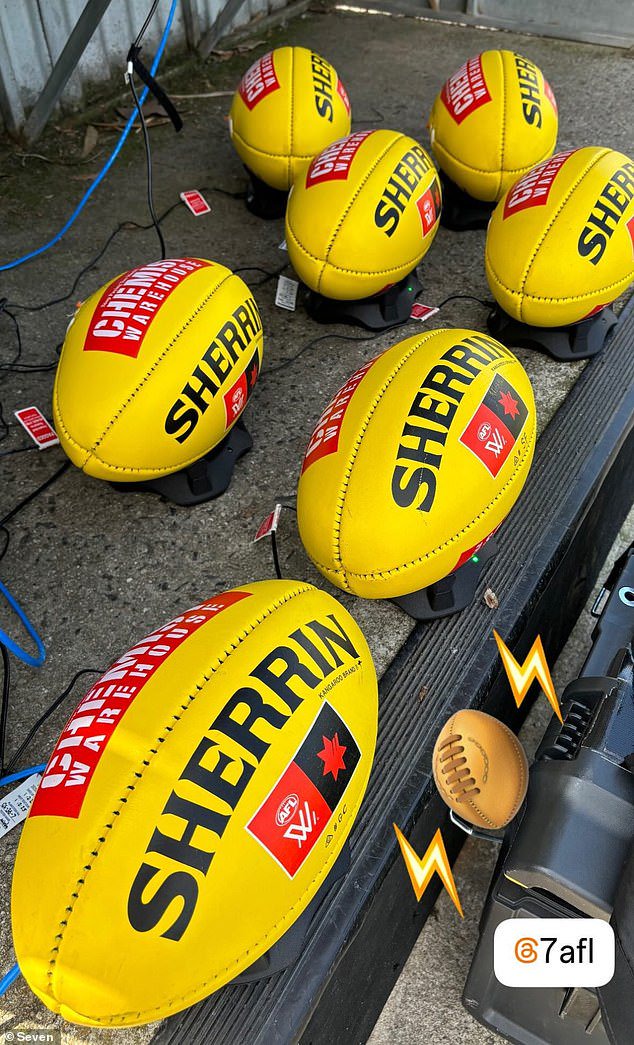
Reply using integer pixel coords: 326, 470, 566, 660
0, 4, 632, 1043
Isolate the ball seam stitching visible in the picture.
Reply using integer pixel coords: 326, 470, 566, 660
285, 216, 426, 277
517, 148, 609, 321
326, 412, 535, 582
45, 583, 321, 998
318, 133, 403, 293
54, 270, 235, 465
330, 331, 455, 583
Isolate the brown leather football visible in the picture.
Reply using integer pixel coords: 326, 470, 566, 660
432, 709, 528, 830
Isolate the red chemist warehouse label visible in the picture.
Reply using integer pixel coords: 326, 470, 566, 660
305, 131, 373, 187
459, 373, 529, 478
337, 78, 351, 115
441, 55, 492, 124
544, 78, 558, 113
84, 258, 211, 359
301, 355, 379, 472
247, 702, 361, 877
503, 149, 577, 218
239, 52, 280, 110
628, 215, 634, 253
416, 179, 442, 235
223, 348, 260, 429
30, 592, 251, 819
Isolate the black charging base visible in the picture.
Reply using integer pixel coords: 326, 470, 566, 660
439, 172, 496, 231
109, 418, 252, 506
230, 842, 351, 984
391, 537, 499, 621
305, 270, 422, 332
244, 167, 288, 219
488, 304, 618, 362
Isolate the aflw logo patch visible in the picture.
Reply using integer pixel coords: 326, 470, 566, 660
239, 52, 280, 110
223, 348, 260, 429
247, 702, 361, 877
440, 55, 491, 124
84, 258, 210, 359
459, 373, 528, 477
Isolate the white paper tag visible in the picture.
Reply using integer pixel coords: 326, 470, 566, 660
410, 303, 439, 322
275, 275, 298, 311
254, 503, 282, 542
14, 406, 59, 449
0, 774, 42, 837
279, 239, 288, 251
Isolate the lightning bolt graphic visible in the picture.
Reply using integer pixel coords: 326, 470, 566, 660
393, 825, 463, 917
493, 630, 562, 722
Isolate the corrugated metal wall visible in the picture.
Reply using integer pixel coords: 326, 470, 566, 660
0, 0, 289, 134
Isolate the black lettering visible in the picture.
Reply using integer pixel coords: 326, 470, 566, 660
251, 647, 321, 711
578, 226, 606, 265
148, 792, 229, 874
391, 465, 436, 511
182, 364, 219, 413
307, 614, 359, 668
211, 686, 291, 760
522, 101, 542, 127
182, 735, 255, 806
374, 199, 401, 237
409, 391, 457, 429
316, 95, 334, 121
128, 864, 198, 941
216, 319, 246, 364
422, 364, 469, 403
164, 399, 199, 444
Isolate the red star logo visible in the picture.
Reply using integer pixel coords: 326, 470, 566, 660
498, 390, 519, 419
317, 733, 347, 781
248, 361, 259, 387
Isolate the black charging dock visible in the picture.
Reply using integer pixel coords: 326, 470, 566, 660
391, 537, 499, 621
488, 304, 618, 362
305, 270, 422, 332
109, 418, 252, 506
439, 172, 496, 231
244, 167, 288, 220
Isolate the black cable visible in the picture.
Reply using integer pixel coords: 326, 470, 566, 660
234, 262, 288, 286
0, 644, 10, 777
0, 528, 9, 564
128, 72, 166, 260
271, 531, 282, 580
0, 461, 70, 530
436, 292, 495, 310
7, 203, 181, 314
263, 328, 386, 377
5, 666, 103, 775
133, 0, 161, 49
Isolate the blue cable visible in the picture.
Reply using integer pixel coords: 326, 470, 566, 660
0, 764, 46, 788
0, 579, 46, 667
0, 0, 180, 273
0, 963, 20, 996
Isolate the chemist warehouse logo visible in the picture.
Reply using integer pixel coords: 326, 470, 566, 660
84, 258, 211, 359
29, 592, 250, 819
